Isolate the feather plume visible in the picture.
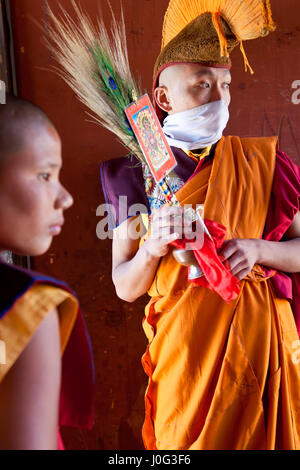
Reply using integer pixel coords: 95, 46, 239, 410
44, 0, 144, 161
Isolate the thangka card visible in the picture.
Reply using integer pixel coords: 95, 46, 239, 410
125, 94, 177, 183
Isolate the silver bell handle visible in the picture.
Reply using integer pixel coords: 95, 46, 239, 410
172, 248, 203, 280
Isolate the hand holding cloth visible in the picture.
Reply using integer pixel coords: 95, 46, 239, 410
171, 219, 240, 302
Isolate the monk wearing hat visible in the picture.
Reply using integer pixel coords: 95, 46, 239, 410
101, 0, 300, 449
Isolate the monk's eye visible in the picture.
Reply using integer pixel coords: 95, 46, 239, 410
199, 82, 210, 88
39, 173, 51, 182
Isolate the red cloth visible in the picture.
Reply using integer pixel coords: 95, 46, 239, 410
172, 219, 240, 303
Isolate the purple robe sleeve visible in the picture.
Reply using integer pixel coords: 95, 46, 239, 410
263, 150, 300, 334
100, 156, 150, 229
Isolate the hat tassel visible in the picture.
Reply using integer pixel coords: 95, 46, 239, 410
212, 11, 254, 75
212, 12, 229, 58
239, 40, 254, 74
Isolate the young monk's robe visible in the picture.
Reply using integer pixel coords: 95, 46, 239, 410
0, 261, 94, 448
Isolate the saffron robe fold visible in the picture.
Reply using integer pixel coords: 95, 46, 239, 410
0, 261, 94, 445
142, 136, 300, 450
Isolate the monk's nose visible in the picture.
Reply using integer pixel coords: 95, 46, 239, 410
55, 185, 74, 211
209, 82, 225, 103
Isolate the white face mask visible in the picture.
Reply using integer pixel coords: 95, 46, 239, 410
162, 100, 229, 151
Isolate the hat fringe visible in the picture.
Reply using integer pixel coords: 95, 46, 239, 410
211, 12, 254, 74
162, 0, 276, 47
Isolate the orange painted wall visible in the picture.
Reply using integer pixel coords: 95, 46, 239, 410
8, 0, 300, 449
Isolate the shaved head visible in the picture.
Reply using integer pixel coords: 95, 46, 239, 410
158, 64, 186, 87
0, 95, 55, 163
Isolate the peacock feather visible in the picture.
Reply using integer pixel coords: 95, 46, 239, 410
44, 0, 145, 162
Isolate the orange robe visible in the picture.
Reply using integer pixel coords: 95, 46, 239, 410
142, 136, 300, 450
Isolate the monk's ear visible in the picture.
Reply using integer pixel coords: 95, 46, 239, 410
153, 86, 172, 113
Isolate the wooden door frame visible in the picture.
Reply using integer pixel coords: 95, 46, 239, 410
0, 0, 17, 93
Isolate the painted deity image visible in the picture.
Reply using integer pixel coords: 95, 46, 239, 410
133, 106, 171, 171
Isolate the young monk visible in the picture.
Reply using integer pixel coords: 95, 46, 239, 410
0, 95, 93, 450
101, 1, 300, 450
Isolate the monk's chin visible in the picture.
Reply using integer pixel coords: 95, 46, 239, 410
9, 237, 54, 258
